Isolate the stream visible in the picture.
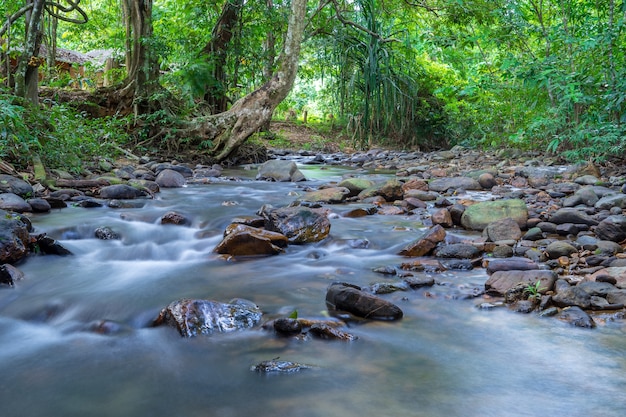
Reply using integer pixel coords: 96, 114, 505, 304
0, 164, 625, 417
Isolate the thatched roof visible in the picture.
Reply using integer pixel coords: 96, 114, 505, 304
39, 45, 89, 64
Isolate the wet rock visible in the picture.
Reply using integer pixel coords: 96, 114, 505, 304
99, 184, 146, 199
544, 241, 578, 259
461, 199, 528, 231
365, 282, 408, 294
401, 178, 428, 192
589, 267, 626, 289
556, 306, 595, 328
432, 208, 453, 228
26, 198, 51, 213
0, 264, 24, 287
548, 208, 598, 226
155, 169, 186, 188
326, 282, 403, 320
300, 187, 350, 204
0, 193, 32, 213
153, 298, 262, 337
337, 178, 375, 197
595, 215, 626, 242
0, 212, 30, 263
484, 257, 539, 274
160, 211, 189, 225
434, 243, 480, 259
485, 270, 557, 296
484, 217, 522, 242
31, 234, 73, 256
403, 189, 438, 201
309, 323, 358, 341
511, 300, 537, 313
428, 177, 481, 192
256, 160, 305, 182
128, 179, 160, 194
94, 226, 120, 240
377, 178, 404, 201
273, 318, 303, 335
342, 207, 377, 218
523, 227, 544, 241
403, 276, 436, 288
0, 174, 33, 197
152, 163, 193, 177
214, 223, 288, 257
251, 359, 314, 373
398, 225, 446, 257
262, 206, 331, 244
492, 245, 514, 258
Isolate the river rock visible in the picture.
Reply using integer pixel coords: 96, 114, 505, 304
556, 306, 595, 328
300, 187, 350, 204
544, 241, 578, 259
588, 267, 626, 289
99, 184, 146, 199
478, 173, 497, 189
0, 264, 24, 286
0, 193, 32, 212
337, 178, 375, 197
155, 169, 186, 188
401, 178, 428, 192
428, 177, 481, 192
325, 282, 403, 320
152, 163, 193, 177
27, 198, 51, 213
308, 323, 358, 341
262, 206, 330, 244
256, 160, 305, 182
434, 243, 480, 259
94, 226, 120, 240
484, 257, 540, 274
160, 211, 189, 225
0, 174, 33, 197
398, 225, 446, 257
432, 208, 453, 227
31, 234, 73, 256
595, 194, 626, 210
595, 215, 626, 242
153, 298, 262, 337
485, 270, 557, 296
484, 217, 522, 242
461, 199, 528, 231
0, 212, 30, 263
552, 284, 591, 308
251, 359, 314, 373
548, 208, 598, 226
214, 223, 288, 256
377, 178, 404, 201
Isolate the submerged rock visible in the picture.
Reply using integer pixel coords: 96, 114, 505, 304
153, 298, 262, 337
556, 306, 596, 328
251, 359, 314, 373
325, 282, 403, 321
0, 264, 24, 287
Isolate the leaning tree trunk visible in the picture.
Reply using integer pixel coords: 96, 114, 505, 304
185, 0, 307, 161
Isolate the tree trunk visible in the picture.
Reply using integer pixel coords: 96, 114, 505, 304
121, 0, 161, 116
201, 0, 243, 114
202, 0, 308, 161
14, 0, 45, 103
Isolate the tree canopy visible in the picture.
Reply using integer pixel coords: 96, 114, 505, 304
1, 0, 626, 169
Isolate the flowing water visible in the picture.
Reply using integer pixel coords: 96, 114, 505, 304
1, 164, 625, 417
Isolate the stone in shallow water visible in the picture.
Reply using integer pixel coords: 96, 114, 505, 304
153, 298, 262, 337
325, 282, 403, 321
251, 360, 314, 373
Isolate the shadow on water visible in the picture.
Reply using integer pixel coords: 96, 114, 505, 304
0, 164, 625, 417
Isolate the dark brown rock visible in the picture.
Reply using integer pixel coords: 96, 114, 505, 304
262, 206, 330, 244
326, 283, 403, 321
214, 224, 288, 257
0, 264, 24, 287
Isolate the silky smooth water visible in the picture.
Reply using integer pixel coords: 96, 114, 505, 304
0, 165, 625, 417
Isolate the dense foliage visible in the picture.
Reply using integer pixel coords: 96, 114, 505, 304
1, 0, 626, 169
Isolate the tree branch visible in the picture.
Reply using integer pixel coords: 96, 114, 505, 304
329, 0, 399, 43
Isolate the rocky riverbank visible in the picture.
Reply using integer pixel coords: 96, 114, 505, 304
2, 145, 626, 332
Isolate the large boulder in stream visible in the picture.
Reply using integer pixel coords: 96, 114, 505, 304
256, 160, 305, 182
326, 283, 403, 321
214, 223, 288, 256
0, 211, 30, 263
99, 184, 146, 199
153, 298, 262, 337
461, 199, 528, 231
0, 193, 32, 212
262, 206, 330, 243
155, 169, 186, 188
485, 270, 557, 296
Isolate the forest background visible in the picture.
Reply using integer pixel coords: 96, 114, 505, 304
1, 0, 625, 173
